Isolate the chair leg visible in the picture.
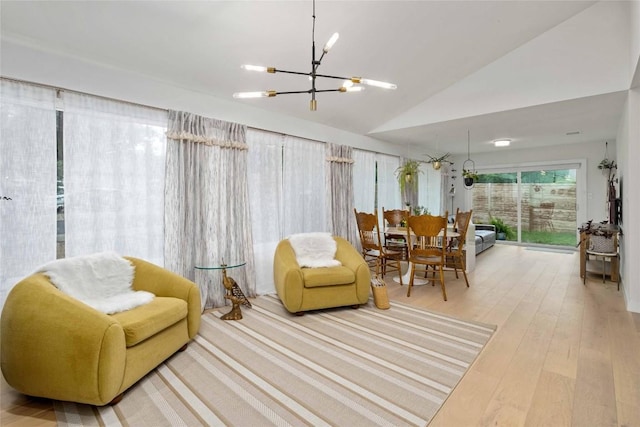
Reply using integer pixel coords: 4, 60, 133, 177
451, 257, 460, 279
461, 262, 470, 287
396, 260, 403, 286
438, 266, 447, 301
109, 393, 124, 405
407, 263, 416, 297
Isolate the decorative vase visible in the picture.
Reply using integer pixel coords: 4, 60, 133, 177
464, 177, 474, 188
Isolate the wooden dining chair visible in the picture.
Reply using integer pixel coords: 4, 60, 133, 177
354, 208, 403, 284
406, 212, 448, 300
445, 208, 473, 287
382, 208, 409, 260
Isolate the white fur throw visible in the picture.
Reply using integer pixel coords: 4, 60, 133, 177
288, 232, 341, 268
35, 251, 154, 314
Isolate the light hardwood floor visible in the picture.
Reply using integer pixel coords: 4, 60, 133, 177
2, 244, 639, 426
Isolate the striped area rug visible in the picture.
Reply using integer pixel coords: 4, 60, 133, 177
55, 295, 495, 426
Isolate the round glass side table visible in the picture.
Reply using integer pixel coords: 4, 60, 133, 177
195, 262, 250, 320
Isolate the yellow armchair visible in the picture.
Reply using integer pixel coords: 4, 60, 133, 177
273, 236, 370, 313
1, 257, 200, 406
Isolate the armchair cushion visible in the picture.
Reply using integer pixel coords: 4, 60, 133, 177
111, 297, 188, 347
302, 266, 356, 288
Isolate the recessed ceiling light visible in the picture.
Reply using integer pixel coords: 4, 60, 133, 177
494, 139, 511, 147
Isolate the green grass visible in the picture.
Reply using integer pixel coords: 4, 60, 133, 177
519, 231, 577, 247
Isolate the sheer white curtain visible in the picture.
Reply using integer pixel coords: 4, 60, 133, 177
246, 129, 283, 295
353, 149, 376, 213
164, 111, 255, 310
326, 143, 356, 243
418, 165, 442, 215
0, 80, 57, 307
376, 153, 402, 212
63, 92, 167, 265
282, 135, 326, 235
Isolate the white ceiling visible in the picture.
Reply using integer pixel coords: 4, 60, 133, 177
0, 1, 632, 155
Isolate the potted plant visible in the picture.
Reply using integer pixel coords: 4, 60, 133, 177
490, 216, 515, 240
462, 169, 478, 188
395, 160, 422, 196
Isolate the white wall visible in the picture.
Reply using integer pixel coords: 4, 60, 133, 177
615, 89, 639, 312
616, 0, 640, 312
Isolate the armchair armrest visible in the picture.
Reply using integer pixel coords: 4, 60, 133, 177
1, 274, 126, 405
125, 257, 201, 339
334, 236, 371, 301
273, 240, 304, 309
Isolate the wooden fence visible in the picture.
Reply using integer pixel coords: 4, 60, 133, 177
472, 183, 577, 233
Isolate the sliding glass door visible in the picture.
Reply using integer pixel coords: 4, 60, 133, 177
471, 165, 579, 247
520, 169, 577, 246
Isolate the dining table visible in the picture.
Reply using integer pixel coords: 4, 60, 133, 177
387, 225, 460, 286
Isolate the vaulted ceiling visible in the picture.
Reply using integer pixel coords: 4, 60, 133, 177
0, 1, 632, 155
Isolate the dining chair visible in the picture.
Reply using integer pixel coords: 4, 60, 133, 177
445, 208, 473, 288
406, 212, 448, 300
354, 208, 403, 284
382, 208, 409, 260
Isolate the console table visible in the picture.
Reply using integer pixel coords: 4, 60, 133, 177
579, 224, 619, 283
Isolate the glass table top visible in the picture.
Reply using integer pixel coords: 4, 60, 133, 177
194, 261, 246, 270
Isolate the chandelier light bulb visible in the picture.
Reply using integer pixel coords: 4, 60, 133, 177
343, 86, 365, 92
323, 32, 340, 53
360, 78, 397, 90
241, 65, 275, 73
342, 80, 354, 88
233, 91, 276, 99
241, 64, 266, 72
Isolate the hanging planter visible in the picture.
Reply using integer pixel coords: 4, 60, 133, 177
463, 168, 478, 188
394, 160, 422, 196
598, 142, 616, 172
462, 130, 477, 189
424, 153, 451, 170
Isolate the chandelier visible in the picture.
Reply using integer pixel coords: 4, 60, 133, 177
232, 0, 397, 111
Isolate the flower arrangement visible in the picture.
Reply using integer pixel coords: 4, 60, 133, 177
578, 219, 614, 238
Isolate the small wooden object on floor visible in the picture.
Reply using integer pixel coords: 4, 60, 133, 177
371, 272, 390, 310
